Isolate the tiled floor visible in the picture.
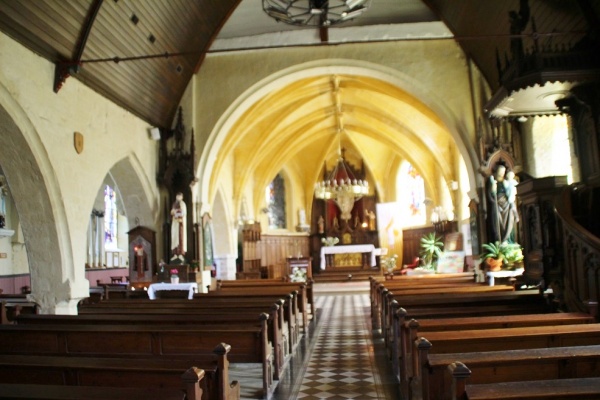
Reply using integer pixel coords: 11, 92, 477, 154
268, 281, 400, 400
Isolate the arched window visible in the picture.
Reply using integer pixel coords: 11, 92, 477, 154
265, 173, 286, 230
104, 185, 118, 250
531, 115, 575, 183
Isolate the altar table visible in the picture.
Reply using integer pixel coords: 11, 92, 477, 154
147, 282, 198, 300
320, 244, 377, 270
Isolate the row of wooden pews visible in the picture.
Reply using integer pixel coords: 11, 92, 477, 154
370, 273, 600, 399
0, 277, 313, 400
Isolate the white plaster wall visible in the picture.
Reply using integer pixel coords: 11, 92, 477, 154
0, 33, 160, 312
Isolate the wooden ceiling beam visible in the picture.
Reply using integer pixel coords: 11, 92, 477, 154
54, 0, 104, 93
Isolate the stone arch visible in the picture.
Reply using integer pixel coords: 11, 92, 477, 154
109, 155, 159, 229
0, 83, 85, 314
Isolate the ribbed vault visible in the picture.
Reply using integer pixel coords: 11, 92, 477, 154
210, 74, 460, 219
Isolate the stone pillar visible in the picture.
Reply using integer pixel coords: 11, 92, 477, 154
86, 213, 93, 268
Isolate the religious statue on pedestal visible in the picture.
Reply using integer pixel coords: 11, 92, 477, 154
170, 192, 187, 261
487, 165, 519, 243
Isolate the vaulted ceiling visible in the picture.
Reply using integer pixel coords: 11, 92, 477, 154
0, 0, 596, 129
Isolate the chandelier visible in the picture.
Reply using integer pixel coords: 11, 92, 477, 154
262, 0, 372, 27
314, 153, 369, 222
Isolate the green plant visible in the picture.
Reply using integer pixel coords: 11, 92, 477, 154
482, 241, 504, 261
482, 241, 524, 267
420, 232, 444, 269
501, 243, 524, 265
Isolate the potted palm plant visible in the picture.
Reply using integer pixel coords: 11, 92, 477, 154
481, 241, 505, 272
419, 232, 444, 271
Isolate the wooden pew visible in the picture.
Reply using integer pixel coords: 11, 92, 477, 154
391, 310, 595, 394
413, 324, 600, 400
384, 291, 553, 397
218, 279, 315, 317
449, 362, 600, 400
369, 273, 476, 328
390, 308, 595, 391
82, 294, 298, 359
17, 305, 289, 384
418, 345, 600, 400
0, 352, 230, 400
201, 285, 308, 334
0, 320, 273, 399
380, 285, 526, 348
195, 291, 302, 349
0, 380, 203, 400
392, 308, 594, 396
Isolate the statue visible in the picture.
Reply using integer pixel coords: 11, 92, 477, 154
318, 215, 325, 234
170, 192, 187, 261
296, 208, 310, 232
366, 210, 377, 231
487, 165, 519, 243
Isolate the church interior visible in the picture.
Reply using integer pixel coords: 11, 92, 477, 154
0, 0, 599, 399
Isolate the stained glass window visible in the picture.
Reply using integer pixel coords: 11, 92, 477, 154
104, 185, 118, 249
265, 173, 286, 229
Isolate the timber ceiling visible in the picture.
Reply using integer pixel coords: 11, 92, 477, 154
0, 0, 597, 128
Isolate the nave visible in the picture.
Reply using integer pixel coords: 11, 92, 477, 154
233, 281, 400, 400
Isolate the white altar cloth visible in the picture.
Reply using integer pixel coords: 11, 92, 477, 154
148, 282, 198, 300
320, 244, 377, 270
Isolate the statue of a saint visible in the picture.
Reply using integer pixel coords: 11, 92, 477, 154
318, 215, 325, 234
367, 210, 377, 231
487, 165, 519, 243
170, 192, 187, 260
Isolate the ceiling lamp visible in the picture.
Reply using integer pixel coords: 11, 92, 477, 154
314, 150, 369, 222
263, 0, 371, 27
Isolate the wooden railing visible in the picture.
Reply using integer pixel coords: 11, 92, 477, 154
554, 185, 600, 317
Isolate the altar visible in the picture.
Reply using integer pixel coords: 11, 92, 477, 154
147, 282, 198, 299
320, 244, 377, 269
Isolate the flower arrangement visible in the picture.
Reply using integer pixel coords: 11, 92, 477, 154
169, 268, 180, 284
382, 254, 398, 274
290, 267, 307, 282
321, 236, 339, 246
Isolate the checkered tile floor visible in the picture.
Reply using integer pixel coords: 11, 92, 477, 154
236, 283, 400, 399
290, 287, 400, 400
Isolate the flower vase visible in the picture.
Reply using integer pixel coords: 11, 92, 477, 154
171, 276, 179, 284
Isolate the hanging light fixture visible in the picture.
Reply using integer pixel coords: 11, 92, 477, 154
314, 74, 369, 222
314, 154, 369, 222
262, 0, 371, 27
